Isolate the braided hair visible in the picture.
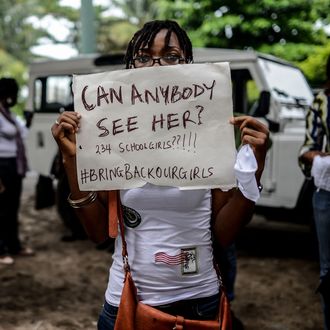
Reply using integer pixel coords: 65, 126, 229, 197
124, 20, 193, 68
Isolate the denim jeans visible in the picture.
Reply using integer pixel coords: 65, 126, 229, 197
313, 188, 330, 330
97, 293, 219, 330
215, 243, 237, 302
97, 302, 118, 330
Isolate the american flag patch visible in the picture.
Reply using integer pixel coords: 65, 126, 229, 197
154, 251, 187, 265
154, 248, 198, 275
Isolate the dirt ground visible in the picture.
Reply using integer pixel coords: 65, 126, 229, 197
0, 175, 324, 330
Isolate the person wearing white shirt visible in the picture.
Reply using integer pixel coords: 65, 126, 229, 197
299, 55, 330, 330
0, 77, 34, 265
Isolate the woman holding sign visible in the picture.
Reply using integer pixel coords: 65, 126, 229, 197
52, 20, 269, 330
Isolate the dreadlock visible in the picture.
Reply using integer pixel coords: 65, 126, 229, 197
124, 20, 193, 69
0, 78, 19, 99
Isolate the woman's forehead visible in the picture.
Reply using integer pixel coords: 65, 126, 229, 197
139, 29, 181, 50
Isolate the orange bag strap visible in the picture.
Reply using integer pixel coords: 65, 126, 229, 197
108, 190, 130, 272
108, 190, 119, 238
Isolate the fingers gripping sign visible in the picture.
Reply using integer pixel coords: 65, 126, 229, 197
51, 112, 81, 158
230, 115, 269, 172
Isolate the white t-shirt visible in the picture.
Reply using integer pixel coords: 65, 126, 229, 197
0, 112, 28, 158
312, 155, 330, 192
105, 183, 219, 307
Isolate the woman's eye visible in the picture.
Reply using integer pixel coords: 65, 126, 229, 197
164, 54, 181, 62
137, 55, 151, 63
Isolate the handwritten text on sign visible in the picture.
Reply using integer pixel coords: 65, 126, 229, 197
73, 63, 236, 190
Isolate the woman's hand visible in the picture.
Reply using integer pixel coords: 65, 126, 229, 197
300, 150, 326, 165
51, 111, 109, 244
230, 116, 269, 177
51, 111, 81, 158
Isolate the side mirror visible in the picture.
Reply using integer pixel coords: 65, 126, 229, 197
253, 91, 271, 117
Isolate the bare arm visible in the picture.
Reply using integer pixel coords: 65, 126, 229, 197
300, 150, 329, 165
51, 112, 109, 243
212, 116, 269, 247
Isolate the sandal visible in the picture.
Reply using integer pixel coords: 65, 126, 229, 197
0, 255, 14, 265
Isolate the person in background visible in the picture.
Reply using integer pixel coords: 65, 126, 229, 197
52, 20, 269, 330
0, 77, 34, 265
48, 95, 88, 242
299, 54, 330, 330
51, 99, 112, 248
51, 149, 88, 242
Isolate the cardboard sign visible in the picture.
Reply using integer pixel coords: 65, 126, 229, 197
73, 62, 236, 191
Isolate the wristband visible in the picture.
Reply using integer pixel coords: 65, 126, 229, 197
67, 191, 97, 208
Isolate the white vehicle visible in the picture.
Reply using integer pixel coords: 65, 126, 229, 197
25, 49, 314, 221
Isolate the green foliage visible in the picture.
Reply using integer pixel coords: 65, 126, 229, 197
298, 42, 330, 87
0, 50, 26, 83
0, 0, 43, 63
97, 19, 138, 53
259, 43, 317, 62
156, 0, 330, 85
110, 0, 158, 26
0, 49, 27, 115
0, 0, 80, 113
0, 0, 79, 64
158, 0, 329, 49
1, 0, 329, 92
258, 41, 330, 87
97, 0, 160, 53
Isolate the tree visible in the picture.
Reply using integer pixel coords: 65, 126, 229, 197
157, 0, 329, 53
110, 0, 158, 27
0, 0, 79, 64
0, 0, 80, 114
298, 41, 330, 87
96, 0, 159, 54
97, 18, 138, 53
0, 50, 25, 85
157, 0, 330, 86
